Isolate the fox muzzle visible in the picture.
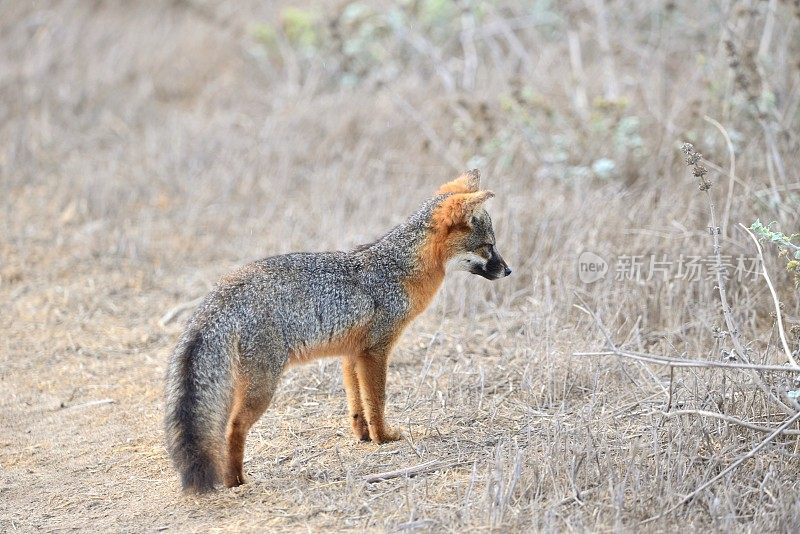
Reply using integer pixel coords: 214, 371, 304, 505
471, 245, 511, 280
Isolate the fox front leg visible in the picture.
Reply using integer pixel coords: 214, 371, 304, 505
342, 355, 370, 441
354, 350, 401, 444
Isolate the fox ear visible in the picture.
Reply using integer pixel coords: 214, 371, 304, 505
437, 169, 481, 194
434, 190, 494, 228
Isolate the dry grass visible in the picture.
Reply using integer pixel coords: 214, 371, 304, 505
2, 0, 800, 531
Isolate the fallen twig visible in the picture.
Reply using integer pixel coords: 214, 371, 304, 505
555, 485, 599, 507
363, 459, 466, 483
61, 399, 116, 411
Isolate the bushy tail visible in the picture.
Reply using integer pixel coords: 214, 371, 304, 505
164, 329, 231, 493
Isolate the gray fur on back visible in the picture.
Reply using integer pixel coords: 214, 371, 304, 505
184, 194, 449, 372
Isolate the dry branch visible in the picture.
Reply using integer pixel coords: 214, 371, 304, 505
574, 350, 800, 373
704, 116, 736, 238
682, 142, 800, 413
658, 409, 800, 436
644, 409, 800, 523
61, 399, 116, 411
575, 292, 799, 416
740, 223, 799, 368
704, 188, 748, 362
363, 459, 467, 483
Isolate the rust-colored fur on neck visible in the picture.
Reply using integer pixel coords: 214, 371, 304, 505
402, 224, 453, 319
403, 188, 492, 320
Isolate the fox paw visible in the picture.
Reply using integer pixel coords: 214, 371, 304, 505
351, 414, 371, 442
224, 473, 247, 488
372, 426, 402, 444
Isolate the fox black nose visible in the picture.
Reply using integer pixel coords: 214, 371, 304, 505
504, 267, 512, 277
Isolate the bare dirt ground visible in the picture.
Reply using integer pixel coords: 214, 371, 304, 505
2, 1, 800, 532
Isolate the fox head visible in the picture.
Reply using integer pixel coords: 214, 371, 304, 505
432, 170, 511, 281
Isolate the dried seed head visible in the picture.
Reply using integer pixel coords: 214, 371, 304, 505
692, 165, 708, 178
791, 324, 800, 340
680, 141, 712, 190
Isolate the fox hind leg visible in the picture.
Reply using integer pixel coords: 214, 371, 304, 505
224, 378, 274, 488
342, 356, 370, 441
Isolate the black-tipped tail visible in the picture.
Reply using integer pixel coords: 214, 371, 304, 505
164, 330, 228, 493
178, 448, 219, 494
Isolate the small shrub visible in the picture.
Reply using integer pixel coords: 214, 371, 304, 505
750, 219, 800, 288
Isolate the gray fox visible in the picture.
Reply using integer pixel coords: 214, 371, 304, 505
164, 170, 511, 492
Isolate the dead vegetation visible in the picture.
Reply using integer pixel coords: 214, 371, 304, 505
1, 0, 800, 531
